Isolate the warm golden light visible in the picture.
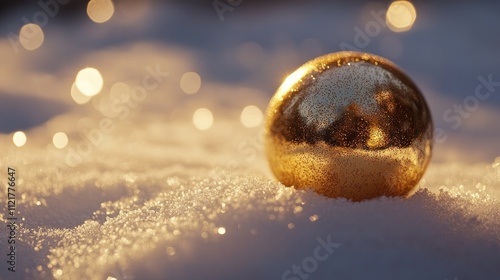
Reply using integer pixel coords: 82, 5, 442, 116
493, 157, 500, 168
13, 131, 27, 147
53, 132, 69, 149
270, 66, 311, 111
265, 52, 433, 201
240, 105, 264, 128
19, 23, 44, 51
367, 127, 386, 148
71, 82, 92, 104
309, 215, 319, 222
280, 68, 308, 94
375, 90, 396, 112
193, 108, 214, 131
54, 269, 63, 278
87, 0, 115, 23
386, 1, 417, 32
180, 72, 202, 94
110, 82, 131, 100
75, 68, 104, 97
166, 247, 176, 256
217, 227, 226, 235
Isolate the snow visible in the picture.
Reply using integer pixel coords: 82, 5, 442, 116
1, 115, 499, 279
1, 1, 500, 279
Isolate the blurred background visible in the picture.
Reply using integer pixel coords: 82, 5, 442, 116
1, 0, 499, 163
1, 2, 500, 279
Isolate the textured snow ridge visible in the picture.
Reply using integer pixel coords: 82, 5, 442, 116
0, 120, 499, 280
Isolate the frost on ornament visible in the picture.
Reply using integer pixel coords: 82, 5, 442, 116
265, 51, 433, 201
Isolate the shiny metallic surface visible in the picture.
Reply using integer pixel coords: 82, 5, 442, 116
265, 51, 433, 201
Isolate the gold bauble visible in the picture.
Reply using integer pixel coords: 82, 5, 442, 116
265, 52, 433, 201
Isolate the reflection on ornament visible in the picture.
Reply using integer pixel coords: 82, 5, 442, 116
265, 51, 433, 201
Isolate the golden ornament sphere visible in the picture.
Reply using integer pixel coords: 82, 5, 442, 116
265, 51, 433, 201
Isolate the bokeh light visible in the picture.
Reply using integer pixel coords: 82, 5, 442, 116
193, 108, 213, 131
19, 23, 44, 51
110, 82, 131, 100
309, 215, 319, 222
493, 156, 500, 168
166, 247, 176, 256
87, 0, 115, 23
240, 105, 264, 128
180, 72, 202, 94
75, 67, 104, 97
217, 227, 226, 235
386, 1, 417, 32
13, 131, 27, 147
90, 82, 130, 116
71, 82, 92, 104
53, 132, 69, 149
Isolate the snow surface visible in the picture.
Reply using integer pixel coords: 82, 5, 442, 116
1, 117, 500, 279
1, 1, 500, 279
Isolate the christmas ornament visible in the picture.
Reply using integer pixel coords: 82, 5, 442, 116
265, 51, 433, 201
